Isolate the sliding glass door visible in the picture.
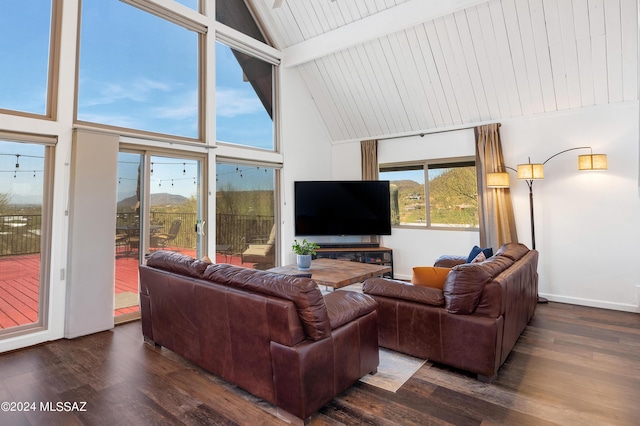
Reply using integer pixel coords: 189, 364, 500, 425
0, 140, 52, 337
115, 149, 204, 320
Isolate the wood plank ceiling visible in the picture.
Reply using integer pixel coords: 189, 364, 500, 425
250, 0, 638, 143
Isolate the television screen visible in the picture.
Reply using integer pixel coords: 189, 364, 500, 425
294, 180, 392, 236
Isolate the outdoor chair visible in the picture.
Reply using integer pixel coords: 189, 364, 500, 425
241, 225, 275, 269
151, 219, 181, 251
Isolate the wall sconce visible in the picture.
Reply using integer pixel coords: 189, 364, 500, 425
486, 146, 607, 304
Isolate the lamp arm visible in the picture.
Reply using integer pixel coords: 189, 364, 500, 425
542, 146, 592, 165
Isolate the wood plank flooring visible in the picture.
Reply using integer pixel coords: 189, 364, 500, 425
0, 302, 638, 425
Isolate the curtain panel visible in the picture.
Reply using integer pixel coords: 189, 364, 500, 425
475, 124, 518, 250
361, 139, 378, 181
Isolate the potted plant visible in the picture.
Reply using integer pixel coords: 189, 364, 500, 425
291, 239, 319, 271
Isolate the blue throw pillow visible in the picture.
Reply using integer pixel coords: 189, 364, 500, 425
466, 246, 493, 263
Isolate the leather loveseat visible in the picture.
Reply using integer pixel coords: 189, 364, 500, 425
139, 251, 379, 423
362, 243, 538, 382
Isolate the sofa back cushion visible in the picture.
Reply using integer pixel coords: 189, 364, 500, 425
443, 263, 492, 314
444, 243, 531, 315
495, 242, 530, 261
146, 250, 210, 279
203, 264, 331, 341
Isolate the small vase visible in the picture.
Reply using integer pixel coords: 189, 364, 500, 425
297, 254, 312, 270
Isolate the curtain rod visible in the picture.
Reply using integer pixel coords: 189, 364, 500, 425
375, 122, 501, 142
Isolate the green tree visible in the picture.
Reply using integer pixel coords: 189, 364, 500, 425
429, 167, 478, 226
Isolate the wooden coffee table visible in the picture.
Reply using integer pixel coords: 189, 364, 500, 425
267, 258, 391, 289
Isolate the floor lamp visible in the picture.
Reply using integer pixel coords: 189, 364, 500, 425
486, 147, 608, 303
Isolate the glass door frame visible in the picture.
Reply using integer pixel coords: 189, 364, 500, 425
0, 138, 54, 339
120, 145, 208, 263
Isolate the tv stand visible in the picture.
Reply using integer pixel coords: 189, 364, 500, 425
318, 242, 380, 249
314, 246, 393, 278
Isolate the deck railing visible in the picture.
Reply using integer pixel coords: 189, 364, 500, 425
2, 212, 275, 257
0, 215, 42, 256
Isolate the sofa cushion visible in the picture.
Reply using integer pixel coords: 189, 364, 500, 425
411, 266, 451, 289
443, 263, 493, 314
495, 242, 529, 261
363, 278, 445, 306
478, 255, 514, 278
146, 250, 210, 279
324, 291, 378, 330
434, 255, 467, 268
466, 245, 494, 263
203, 264, 331, 341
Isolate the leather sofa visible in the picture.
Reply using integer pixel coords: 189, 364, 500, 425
362, 243, 538, 382
139, 251, 379, 423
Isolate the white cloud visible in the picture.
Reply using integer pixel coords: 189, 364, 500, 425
215, 87, 262, 118
80, 77, 173, 107
154, 90, 198, 120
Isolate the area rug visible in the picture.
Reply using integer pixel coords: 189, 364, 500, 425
359, 348, 427, 392
114, 291, 139, 310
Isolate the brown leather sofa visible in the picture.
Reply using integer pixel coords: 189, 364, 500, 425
362, 243, 538, 382
139, 251, 379, 423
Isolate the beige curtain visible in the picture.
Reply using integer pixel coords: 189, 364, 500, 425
475, 124, 518, 250
361, 139, 378, 180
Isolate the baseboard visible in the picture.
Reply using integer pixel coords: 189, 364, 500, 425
64, 321, 114, 339
541, 293, 640, 313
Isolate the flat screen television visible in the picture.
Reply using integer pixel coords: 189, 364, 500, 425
294, 180, 392, 236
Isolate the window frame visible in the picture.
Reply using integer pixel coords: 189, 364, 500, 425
380, 156, 478, 231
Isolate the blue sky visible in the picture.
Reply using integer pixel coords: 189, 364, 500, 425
0, 142, 45, 206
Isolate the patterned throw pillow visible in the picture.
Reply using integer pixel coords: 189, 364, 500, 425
466, 245, 493, 263
471, 251, 486, 263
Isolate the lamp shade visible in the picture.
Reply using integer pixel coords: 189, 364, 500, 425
578, 154, 607, 170
517, 163, 544, 180
486, 172, 510, 188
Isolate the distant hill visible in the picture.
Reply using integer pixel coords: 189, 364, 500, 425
118, 193, 188, 208
389, 179, 422, 192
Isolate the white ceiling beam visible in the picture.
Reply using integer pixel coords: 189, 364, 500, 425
282, 0, 490, 67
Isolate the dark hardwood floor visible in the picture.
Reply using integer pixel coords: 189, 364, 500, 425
1, 302, 639, 425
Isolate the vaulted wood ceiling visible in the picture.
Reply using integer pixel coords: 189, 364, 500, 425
249, 0, 638, 142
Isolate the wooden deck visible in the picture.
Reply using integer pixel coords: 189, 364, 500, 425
0, 251, 257, 330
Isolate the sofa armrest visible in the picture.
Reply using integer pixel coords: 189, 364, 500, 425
362, 278, 444, 306
324, 291, 377, 330
434, 255, 467, 268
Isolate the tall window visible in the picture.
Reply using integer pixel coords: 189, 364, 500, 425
0, 0, 55, 116
380, 159, 478, 229
216, 42, 274, 150
78, 0, 201, 139
216, 161, 278, 269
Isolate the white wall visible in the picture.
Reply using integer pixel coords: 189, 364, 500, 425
331, 102, 640, 313
279, 66, 333, 265
500, 102, 640, 312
